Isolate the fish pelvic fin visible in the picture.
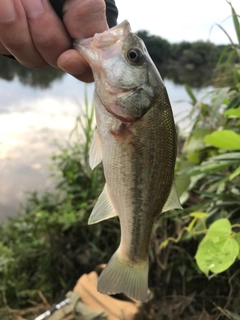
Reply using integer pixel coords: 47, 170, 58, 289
88, 184, 117, 225
97, 250, 149, 302
162, 181, 182, 213
89, 131, 102, 170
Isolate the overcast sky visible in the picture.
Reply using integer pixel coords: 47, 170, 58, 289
116, 0, 240, 44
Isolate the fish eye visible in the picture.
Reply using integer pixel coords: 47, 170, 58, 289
126, 47, 144, 64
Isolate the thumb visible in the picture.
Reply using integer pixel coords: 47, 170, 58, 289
62, 0, 109, 39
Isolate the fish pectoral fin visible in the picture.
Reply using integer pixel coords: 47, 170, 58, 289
162, 181, 183, 213
89, 131, 102, 170
88, 184, 117, 225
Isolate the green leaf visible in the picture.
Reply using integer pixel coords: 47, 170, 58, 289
233, 233, 240, 259
207, 152, 240, 161
227, 96, 240, 110
229, 165, 240, 181
195, 219, 239, 276
224, 107, 240, 118
229, 1, 240, 46
185, 84, 197, 104
196, 237, 238, 275
189, 212, 208, 219
204, 130, 240, 150
215, 23, 234, 45
207, 218, 232, 236
187, 160, 237, 176
184, 129, 211, 153
175, 159, 194, 199
224, 310, 240, 320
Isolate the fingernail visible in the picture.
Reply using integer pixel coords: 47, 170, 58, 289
0, 0, 17, 22
22, 0, 44, 19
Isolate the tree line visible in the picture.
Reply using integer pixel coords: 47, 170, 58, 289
137, 30, 228, 87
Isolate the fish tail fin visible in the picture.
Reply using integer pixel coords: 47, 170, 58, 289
97, 249, 149, 302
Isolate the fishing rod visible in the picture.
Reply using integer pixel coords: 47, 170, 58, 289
34, 298, 70, 320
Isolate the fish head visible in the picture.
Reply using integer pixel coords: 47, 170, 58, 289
74, 20, 164, 122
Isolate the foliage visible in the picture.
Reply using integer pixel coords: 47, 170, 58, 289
162, 0, 240, 286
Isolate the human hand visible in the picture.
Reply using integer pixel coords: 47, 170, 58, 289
0, 0, 108, 82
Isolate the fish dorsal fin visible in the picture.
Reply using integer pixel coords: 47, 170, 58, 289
88, 184, 117, 225
89, 132, 102, 170
162, 182, 182, 213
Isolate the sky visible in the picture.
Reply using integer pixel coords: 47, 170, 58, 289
116, 0, 240, 44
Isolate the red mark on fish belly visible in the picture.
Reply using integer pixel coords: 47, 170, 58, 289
110, 123, 133, 141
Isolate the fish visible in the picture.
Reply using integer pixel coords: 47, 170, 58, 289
74, 20, 182, 302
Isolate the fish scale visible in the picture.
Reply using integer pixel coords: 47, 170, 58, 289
74, 20, 182, 301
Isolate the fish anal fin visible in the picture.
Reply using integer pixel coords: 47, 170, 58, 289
88, 184, 117, 225
89, 131, 102, 170
97, 249, 149, 302
162, 182, 182, 213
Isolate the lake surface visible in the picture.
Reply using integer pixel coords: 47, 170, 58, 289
0, 58, 210, 221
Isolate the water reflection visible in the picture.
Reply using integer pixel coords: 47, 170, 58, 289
0, 55, 64, 88
162, 65, 213, 88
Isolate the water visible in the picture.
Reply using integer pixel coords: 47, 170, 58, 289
0, 59, 209, 221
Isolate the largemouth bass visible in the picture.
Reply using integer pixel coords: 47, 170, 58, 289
74, 20, 181, 302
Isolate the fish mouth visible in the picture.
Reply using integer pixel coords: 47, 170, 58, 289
74, 20, 131, 49
74, 20, 131, 64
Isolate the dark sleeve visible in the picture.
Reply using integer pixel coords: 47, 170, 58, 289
50, 0, 118, 27
104, 0, 118, 27
49, 0, 65, 19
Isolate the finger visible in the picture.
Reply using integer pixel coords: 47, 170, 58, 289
57, 49, 94, 83
21, 0, 72, 68
63, 0, 109, 39
0, 42, 11, 55
61, 0, 108, 82
0, 0, 47, 68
